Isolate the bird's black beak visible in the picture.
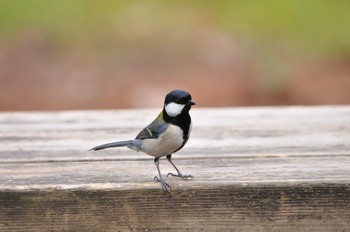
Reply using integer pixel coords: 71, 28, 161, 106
188, 100, 196, 106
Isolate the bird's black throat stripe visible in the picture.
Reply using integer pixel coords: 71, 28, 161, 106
163, 110, 191, 142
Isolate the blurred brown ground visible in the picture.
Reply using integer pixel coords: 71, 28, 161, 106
1, 32, 349, 111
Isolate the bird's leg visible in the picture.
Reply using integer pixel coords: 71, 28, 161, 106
153, 157, 171, 194
166, 154, 194, 180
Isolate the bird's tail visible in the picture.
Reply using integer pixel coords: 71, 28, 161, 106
90, 140, 134, 151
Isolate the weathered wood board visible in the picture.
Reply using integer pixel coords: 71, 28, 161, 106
0, 106, 349, 231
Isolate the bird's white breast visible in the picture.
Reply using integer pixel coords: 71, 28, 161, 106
141, 124, 184, 158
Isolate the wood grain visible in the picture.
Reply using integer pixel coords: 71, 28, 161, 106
0, 106, 349, 231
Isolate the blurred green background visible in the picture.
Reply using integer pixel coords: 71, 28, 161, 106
1, 0, 350, 110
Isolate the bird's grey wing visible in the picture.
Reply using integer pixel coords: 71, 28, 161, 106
135, 121, 168, 140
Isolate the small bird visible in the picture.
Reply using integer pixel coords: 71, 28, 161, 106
90, 90, 196, 193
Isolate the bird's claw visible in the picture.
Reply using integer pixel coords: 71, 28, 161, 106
154, 176, 172, 194
167, 172, 194, 180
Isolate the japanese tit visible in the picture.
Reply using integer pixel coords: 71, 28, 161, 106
90, 89, 196, 193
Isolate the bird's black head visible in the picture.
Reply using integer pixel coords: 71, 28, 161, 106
164, 90, 194, 105
164, 90, 195, 117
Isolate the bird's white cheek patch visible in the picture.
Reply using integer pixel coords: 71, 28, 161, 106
165, 103, 185, 117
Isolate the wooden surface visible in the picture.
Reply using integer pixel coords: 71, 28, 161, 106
0, 106, 350, 231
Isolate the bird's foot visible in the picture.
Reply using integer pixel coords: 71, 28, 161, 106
154, 176, 172, 194
167, 172, 194, 180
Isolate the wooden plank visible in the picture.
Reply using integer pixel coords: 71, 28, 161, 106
1, 185, 349, 231
0, 156, 349, 190
0, 106, 350, 231
1, 106, 349, 162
